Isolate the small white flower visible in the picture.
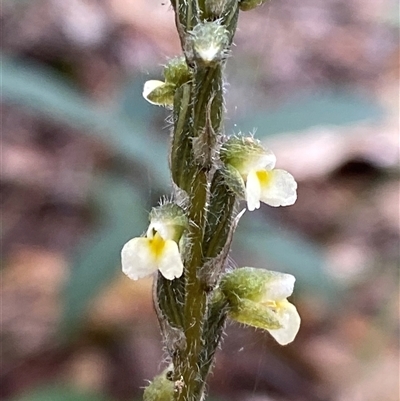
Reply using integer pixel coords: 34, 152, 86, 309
220, 268, 301, 345
220, 137, 297, 211
243, 151, 297, 211
142, 80, 165, 105
121, 222, 184, 281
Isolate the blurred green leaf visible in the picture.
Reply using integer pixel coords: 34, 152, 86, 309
0, 53, 169, 188
60, 174, 148, 337
0, 54, 172, 337
9, 384, 114, 401
231, 92, 382, 136
234, 213, 340, 300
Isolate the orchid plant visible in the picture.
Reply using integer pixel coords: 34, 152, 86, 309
121, 1, 300, 400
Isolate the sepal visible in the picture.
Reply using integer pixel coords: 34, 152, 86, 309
220, 136, 275, 174
220, 164, 246, 198
149, 203, 188, 243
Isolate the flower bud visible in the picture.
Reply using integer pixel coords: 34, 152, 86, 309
220, 267, 301, 345
143, 80, 175, 108
190, 21, 230, 66
143, 371, 174, 401
143, 57, 191, 108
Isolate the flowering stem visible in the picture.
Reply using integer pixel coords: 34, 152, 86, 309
178, 172, 208, 401
120, 1, 301, 400
168, 2, 240, 400
176, 66, 222, 401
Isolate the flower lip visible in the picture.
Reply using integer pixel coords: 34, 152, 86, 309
121, 234, 184, 281
258, 169, 297, 207
121, 237, 158, 280
268, 301, 301, 345
122, 206, 187, 281
157, 240, 184, 280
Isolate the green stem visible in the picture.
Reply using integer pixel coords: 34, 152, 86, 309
168, 2, 240, 400
175, 45, 224, 401
176, 169, 208, 401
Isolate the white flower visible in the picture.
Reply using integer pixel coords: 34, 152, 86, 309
259, 272, 301, 345
243, 150, 297, 211
142, 80, 166, 105
220, 267, 301, 345
220, 137, 297, 211
121, 222, 184, 281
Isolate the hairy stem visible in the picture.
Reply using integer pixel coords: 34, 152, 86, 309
176, 169, 208, 401
169, 1, 240, 400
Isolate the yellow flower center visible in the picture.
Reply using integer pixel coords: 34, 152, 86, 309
263, 300, 285, 313
149, 232, 166, 258
256, 170, 272, 187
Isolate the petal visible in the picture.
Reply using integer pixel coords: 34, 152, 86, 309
158, 240, 184, 280
245, 170, 262, 211
262, 271, 295, 301
268, 300, 301, 345
241, 148, 276, 175
150, 221, 176, 241
142, 80, 165, 104
259, 169, 297, 207
121, 237, 158, 280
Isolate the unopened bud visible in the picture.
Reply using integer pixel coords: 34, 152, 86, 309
190, 21, 230, 66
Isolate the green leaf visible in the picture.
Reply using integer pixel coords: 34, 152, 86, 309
9, 384, 114, 401
231, 92, 382, 136
0, 53, 169, 188
234, 213, 340, 300
60, 174, 148, 338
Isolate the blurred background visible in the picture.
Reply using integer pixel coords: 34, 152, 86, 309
1, 0, 399, 400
